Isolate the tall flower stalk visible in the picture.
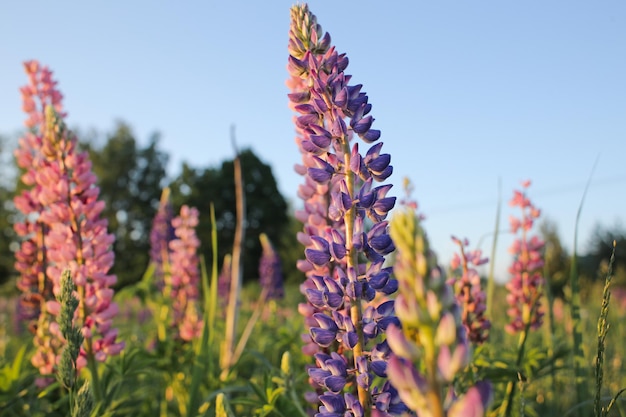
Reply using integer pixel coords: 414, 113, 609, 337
149, 187, 175, 289
168, 205, 203, 342
227, 234, 284, 371
387, 208, 492, 417
218, 254, 233, 306
14, 60, 63, 337
500, 180, 545, 417
56, 269, 94, 417
288, 4, 400, 415
259, 233, 285, 301
13, 61, 123, 393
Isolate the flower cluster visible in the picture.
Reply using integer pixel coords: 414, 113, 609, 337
149, 187, 175, 287
288, 4, 401, 414
449, 236, 491, 344
258, 233, 284, 300
14, 61, 123, 382
168, 205, 203, 341
19, 60, 64, 129
14, 60, 64, 328
505, 180, 545, 334
218, 254, 232, 304
387, 208, 492, 416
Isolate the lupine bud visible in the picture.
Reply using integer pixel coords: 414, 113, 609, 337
215, 393, 229, 417
56, 270, 83, 390
387, 206, 492, 416
74, 380, 94, 417
280, 351, 291, 375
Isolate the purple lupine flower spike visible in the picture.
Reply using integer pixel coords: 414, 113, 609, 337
288, 4, 402, 414
149, 187, 175, 287
217, 254, 232, 307
449, 236, 491, 344
259, 233, 285, 300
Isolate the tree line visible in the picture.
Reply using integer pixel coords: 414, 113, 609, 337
0, 123, 624, 295
0, 122, 303, 290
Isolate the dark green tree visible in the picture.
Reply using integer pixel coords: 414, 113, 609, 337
540, 218, 570, 299
278, 212, 306, 284
170, 148, 290, 283
581, 222, 626, 286
86, 122, 168, 288
0, 134, 17, 287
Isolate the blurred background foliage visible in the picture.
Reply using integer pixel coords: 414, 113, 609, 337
0, 123, 302, 290
1, 122, 626, 416
0, 122, 623, 293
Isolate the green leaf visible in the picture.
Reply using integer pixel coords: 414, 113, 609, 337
0, 345, 27, 391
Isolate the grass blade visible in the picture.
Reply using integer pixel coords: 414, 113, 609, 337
570, 156, 599, 415
188, 203, 219, 416
594, 242, 616, 417
486, 177, 501, 319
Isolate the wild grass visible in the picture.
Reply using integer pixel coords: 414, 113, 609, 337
1, 266, 625, 416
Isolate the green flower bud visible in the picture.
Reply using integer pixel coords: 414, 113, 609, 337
74, 380, 94, 417
280, 351, 291, 375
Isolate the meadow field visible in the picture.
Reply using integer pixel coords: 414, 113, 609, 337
1, 4, 625, 417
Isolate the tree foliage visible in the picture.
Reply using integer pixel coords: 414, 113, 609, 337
0, 134, 17, 287
581, 222, 626, 286
1, 125, 301, 290
86, 122, 168, 288
169, 148, 291, 283
540, 218, 570, 298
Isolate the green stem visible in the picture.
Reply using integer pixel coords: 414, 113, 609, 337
342, 138, 369, 414
424, 335, 444, 417
500, 324, 530, 417
290, 388, 309, 417
486, 177, 501, 319
207, 204, 219, 352
221, 136, 246, 381
85, 348, 102, 403
594, 243, 615, 417
231, 287, 269, 366
542, 247, 557, 414
571, 157, 598, 416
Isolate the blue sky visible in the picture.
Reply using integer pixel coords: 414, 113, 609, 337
1, 1, 625, 280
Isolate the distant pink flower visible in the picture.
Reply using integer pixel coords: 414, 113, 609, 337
19, 60, 65, 130
449, 236, 491, 344
505, 181, 544, 334
168, 205, 203, 341
13, 60, 65, 329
